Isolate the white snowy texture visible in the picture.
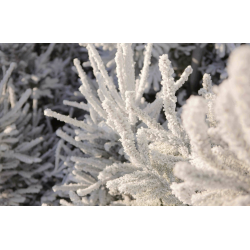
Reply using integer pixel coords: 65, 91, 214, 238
2, 43, 249, 206
171, 45, 250, 206
45, 43, 194, 206
84, 43, 196, 94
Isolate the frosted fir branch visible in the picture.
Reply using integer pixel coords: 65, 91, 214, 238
63, 100, 89, 112
86, 44, 124, 109
115, 44, 126, 101
55, 139, 64, 173
170, 182, 198, 205
136, 128, 151, 168
159, 54, 191, 140
98, 162, 140, 182
181, 96, 218, 167
73, 58, 94, 95
171, 45, 250, 206
120, 43, 136, 92
43, 43, 197, 206
0, 62, 16, 97
75, 129, 112, 142
225, 47, 250, 159
44, 108, 95, 132
79, 85, 107, 120
215, 83, 250, 164
198, 73, 217, 127
17, 185, 42, 194
72, 170, 96, 184
95, 72, 117, 108
88, 106, 100, 124
87, 46, 101, 77
77, 180, 103, 196
8, 79, 16, 108
44, 43, 250, 206
15, 137, 44, 152
56, 129, 90, 152
68, 191, 84, 206
174, 162, 250, 194
174, 66, 193, 91
211, 146, 249, 175
107, 169, 181, 206
118, 44, 138, 125
71, 156, 113, 171
56, 129, 106, 157
59, 199, 74, 206
3, 151, 41, 164
102, 98, 143, 168
75, 165, 102, 176
53, 183, 89, 192
44, 44, 174, 205
74, 59, 107, 119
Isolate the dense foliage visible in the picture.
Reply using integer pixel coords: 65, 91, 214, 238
1, 43, 249, 205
